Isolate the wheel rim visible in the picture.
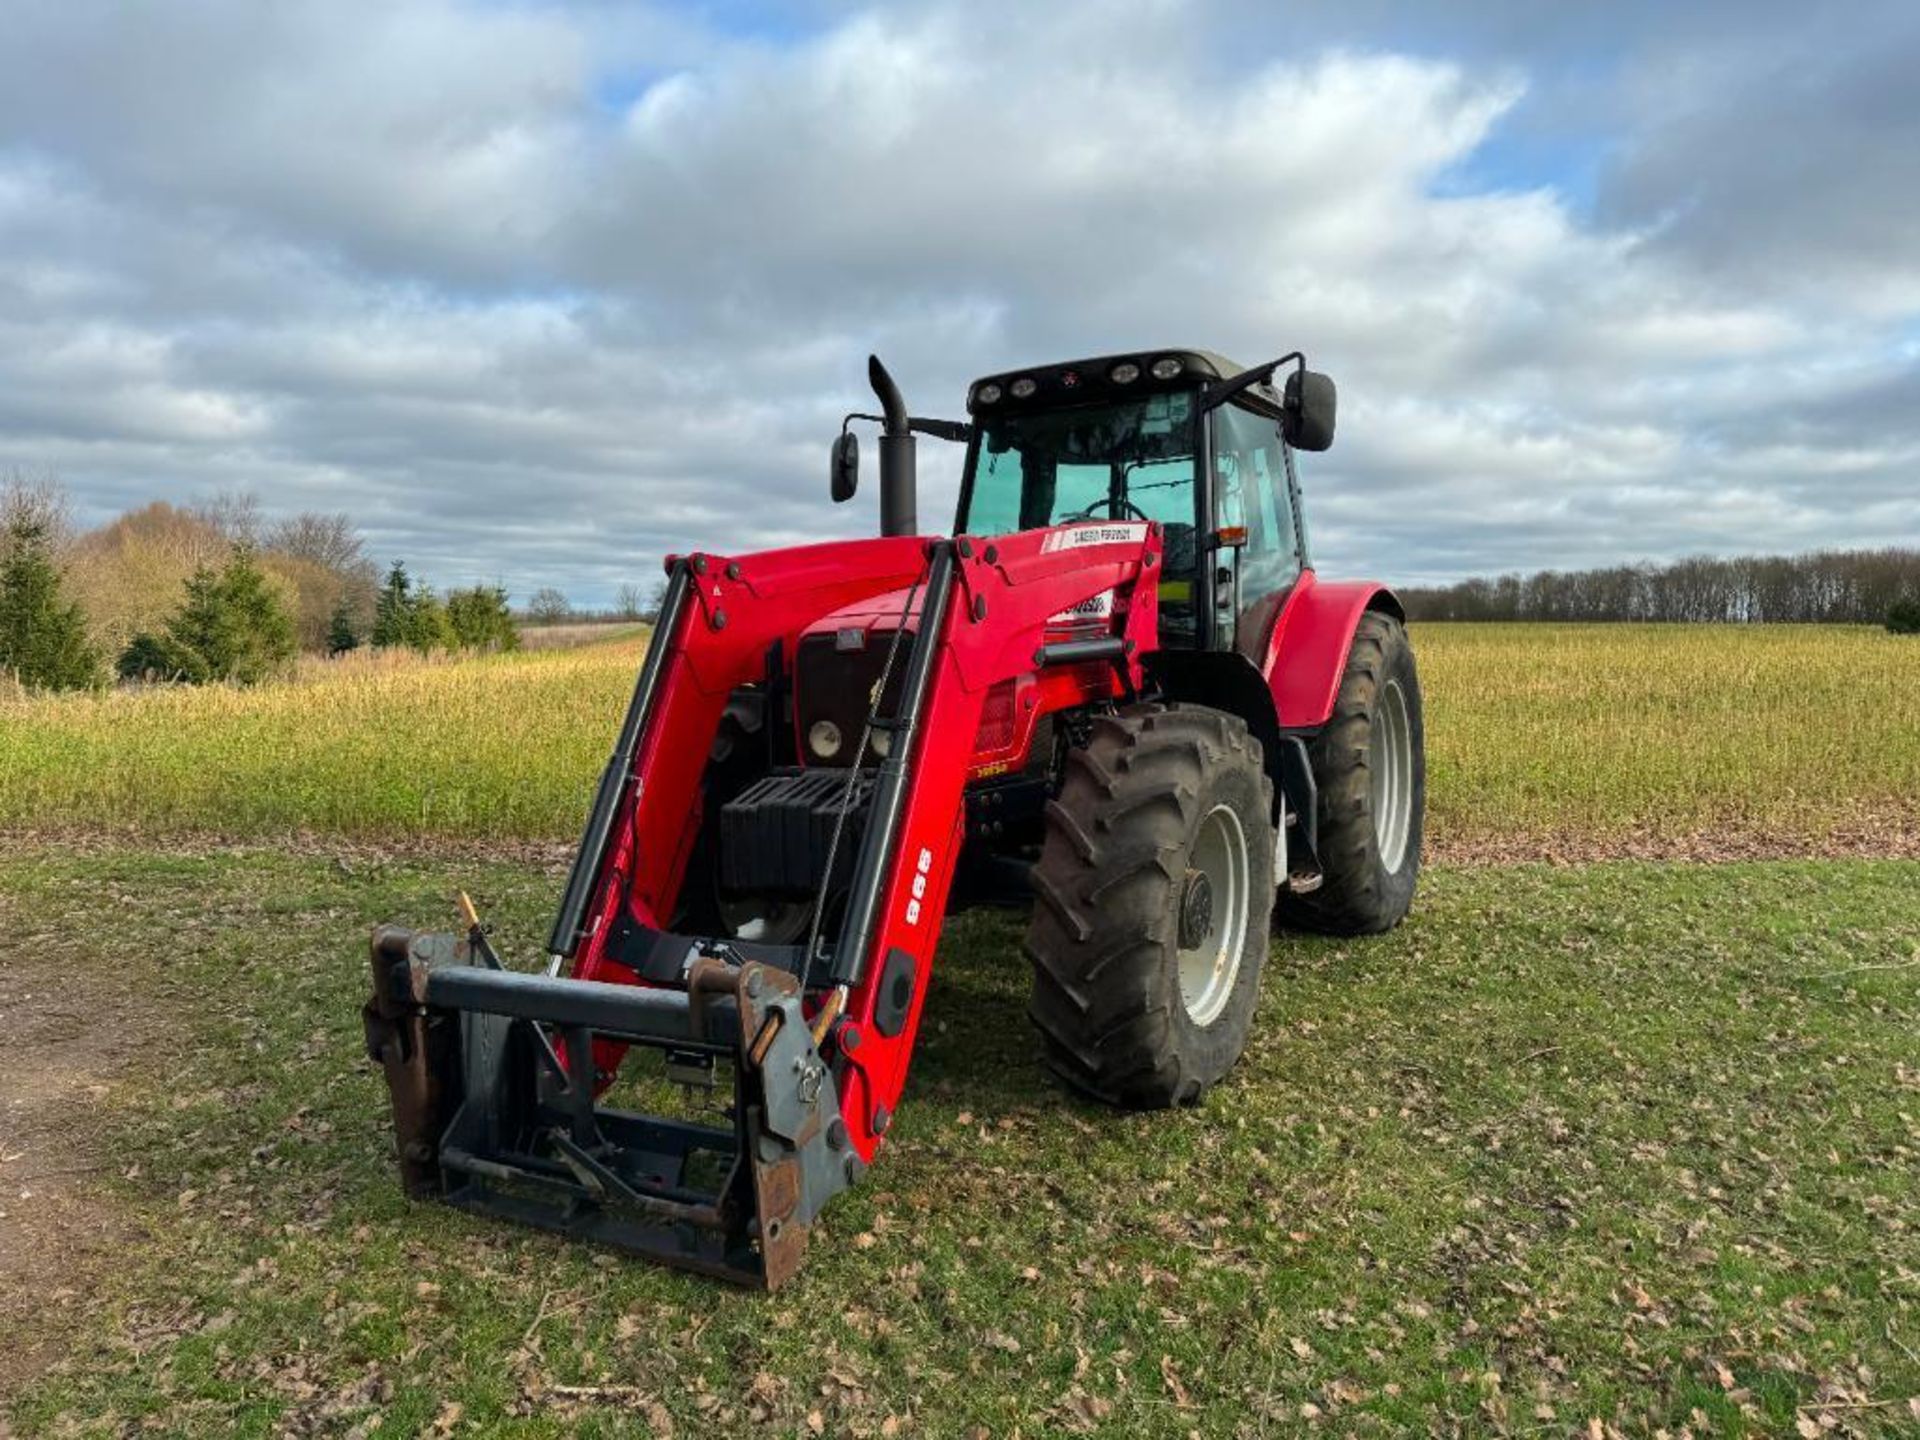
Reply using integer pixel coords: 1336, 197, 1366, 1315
1177, 803, 1250, 1027
1371, 677, 1413, 873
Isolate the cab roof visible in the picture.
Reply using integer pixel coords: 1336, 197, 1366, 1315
965, 348, 1284, 418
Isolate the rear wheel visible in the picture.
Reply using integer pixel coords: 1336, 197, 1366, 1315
1025, 704, 1274, 1108
1280, 610, 1424, 935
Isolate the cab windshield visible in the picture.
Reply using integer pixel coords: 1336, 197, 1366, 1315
961, 390, 1199, 535
959, 389, 1200, 640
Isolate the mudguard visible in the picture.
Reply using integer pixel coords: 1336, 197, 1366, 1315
1263, 571, 1403, 730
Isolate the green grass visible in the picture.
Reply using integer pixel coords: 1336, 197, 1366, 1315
6, 847, 1919, 1435
1, 624, 1916, 850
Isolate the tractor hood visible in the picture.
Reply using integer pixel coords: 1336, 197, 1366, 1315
799, 586, 922, 645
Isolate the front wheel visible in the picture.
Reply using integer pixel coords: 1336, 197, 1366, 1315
1280, 610, 1425, 935
1024, 704, 1274, 1108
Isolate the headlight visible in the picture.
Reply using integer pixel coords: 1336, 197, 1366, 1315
870, 727, 891, 759
975, 382, 1002, 405
1109, 361, 1141, 384
808, 720, 843, 759
1150, 356, 1185, 380
1009, 376, 1038, 399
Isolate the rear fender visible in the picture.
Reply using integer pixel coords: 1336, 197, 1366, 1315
1263, 571, 1403, 730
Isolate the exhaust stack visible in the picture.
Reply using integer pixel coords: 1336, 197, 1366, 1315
868, 355, 917, 537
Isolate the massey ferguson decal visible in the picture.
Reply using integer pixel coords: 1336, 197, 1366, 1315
1040, 521, 1149, 553
1048, 589, 1115, 624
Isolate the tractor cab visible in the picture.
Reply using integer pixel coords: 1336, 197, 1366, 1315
954, 349, 1335, 661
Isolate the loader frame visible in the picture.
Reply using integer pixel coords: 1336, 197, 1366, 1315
366, 523, 1164, 1286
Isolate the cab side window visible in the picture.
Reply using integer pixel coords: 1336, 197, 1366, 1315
1212, 403, 1301, 599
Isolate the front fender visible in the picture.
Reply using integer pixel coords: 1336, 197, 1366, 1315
1263, 571, 1404, 730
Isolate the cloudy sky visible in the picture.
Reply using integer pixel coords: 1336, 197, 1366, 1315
2, 0, 1916, 601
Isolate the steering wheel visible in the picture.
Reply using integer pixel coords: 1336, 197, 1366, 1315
1062, 498, 1151, 523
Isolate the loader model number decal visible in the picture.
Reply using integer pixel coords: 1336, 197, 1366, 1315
1047, 589, 1115, 624
903, 846, 934, 926
1041, 521, 1148, 552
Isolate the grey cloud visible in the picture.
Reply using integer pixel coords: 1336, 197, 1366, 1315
0, 0, 1914, 609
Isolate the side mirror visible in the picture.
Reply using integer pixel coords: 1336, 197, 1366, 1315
1282, 370, 1336, 452
830, 431, 860, 503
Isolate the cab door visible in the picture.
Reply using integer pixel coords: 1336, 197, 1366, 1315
1210, 402, 1304, 662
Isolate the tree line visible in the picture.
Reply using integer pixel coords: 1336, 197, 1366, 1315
0, 476, 602, 693
1401, 547, 1920, 629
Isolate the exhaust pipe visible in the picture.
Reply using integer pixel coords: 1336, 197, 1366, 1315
868, 355, 917, 537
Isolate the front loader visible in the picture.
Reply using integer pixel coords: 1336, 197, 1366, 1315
363, 347, 1425, 1287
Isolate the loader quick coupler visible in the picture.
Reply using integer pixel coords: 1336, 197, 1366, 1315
363, 924, 859, 1288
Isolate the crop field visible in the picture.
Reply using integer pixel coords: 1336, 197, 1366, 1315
3, 622, 1919, 1436
1, 623, 1916, 854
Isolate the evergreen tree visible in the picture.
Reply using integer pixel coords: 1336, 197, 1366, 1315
446, 585, 520, 651
121, 546, 296, 684
1889, 596, 1920, 635
327, 598, 361, 655
213, 545, 296, 682
0, 517, 100, 690
371, 562, 415, 648
409, 585, 458, 652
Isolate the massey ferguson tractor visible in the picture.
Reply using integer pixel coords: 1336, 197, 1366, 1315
364, 347, 1425, 1287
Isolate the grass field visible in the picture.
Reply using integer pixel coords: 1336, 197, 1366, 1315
1, 623, 1916, 851
4, 848, 1920, 1435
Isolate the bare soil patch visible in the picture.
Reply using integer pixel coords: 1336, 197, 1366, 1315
0, 914, 163, 1397
1432, 808, 1920, 866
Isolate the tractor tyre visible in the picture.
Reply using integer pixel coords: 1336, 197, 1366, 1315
1279, 610, 1424, 936
1025, 703, 1274, 1108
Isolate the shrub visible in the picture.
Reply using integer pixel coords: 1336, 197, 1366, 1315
0, 516, 101, 690
1887, 597, 1920, 635
116, 630, 194, 682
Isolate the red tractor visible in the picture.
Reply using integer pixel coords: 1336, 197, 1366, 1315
364, 348, 1424, 1287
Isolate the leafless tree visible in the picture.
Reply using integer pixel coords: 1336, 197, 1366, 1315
527, 586, 571, 625
267, 511, 366, 572
191, 488, 262, 546
1, 470, 75, 555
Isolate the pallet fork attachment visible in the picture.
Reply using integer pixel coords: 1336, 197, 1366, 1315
363, 925, 859, 1288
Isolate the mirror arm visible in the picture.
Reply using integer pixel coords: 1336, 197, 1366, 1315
844, 413, 971, 444
908, 417, 974, 444
1201, 351, 1306, 412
